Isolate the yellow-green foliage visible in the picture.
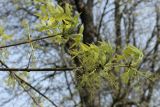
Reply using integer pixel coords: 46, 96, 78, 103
35, 1, 80, 45
0, 26, 13, 43
4, 0, 155, 99
0, 26, 13, 61
33, 0, 154, 96
71, 42, 114, 72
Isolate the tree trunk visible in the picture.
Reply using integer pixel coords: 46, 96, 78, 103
58, 0, 100, 106
114, 0, 122, 51
74, 0, 100, 107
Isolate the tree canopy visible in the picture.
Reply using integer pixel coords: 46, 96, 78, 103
0, 0, 160, 107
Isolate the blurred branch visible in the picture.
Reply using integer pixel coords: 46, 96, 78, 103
18, 7, 38, 18
13, 72, 58, 107
97, 0, 108, 39
0, 60, 58, 107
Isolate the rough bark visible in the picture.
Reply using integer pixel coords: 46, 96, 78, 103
75, 0, 98, 44
114, 0, 122, 51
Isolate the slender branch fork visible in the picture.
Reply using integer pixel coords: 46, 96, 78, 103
0, 32, 77, 72
0, 60, 58, 107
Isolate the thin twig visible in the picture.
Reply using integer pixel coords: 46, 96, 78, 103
98, 0, 109, 38
0, 33, 63, 49
0, 60, 58, 107
0, 67, 75, 72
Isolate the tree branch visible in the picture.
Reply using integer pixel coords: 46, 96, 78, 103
0, 60, 58, 107
0, 33, 63, 49
0, 67, 75, 72
98, 0, 109, 38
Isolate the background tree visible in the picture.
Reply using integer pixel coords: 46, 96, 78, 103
0, 0, 160, 107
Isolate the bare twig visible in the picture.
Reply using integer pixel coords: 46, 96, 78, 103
0, 67, 75, 72
0, 33, 63, 49
0, 60, 58, 107
97, 0, 109, 39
